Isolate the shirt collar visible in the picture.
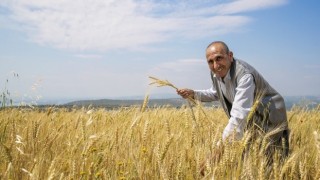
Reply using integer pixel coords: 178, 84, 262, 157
224, 69, 231, 81
214, 69, 231, 82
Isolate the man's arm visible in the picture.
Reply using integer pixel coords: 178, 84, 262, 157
222, 74, 255, 141
194, 87, 219, 102
177, 87, 218, 102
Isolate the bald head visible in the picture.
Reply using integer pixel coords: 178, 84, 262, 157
206, 41, 229, 54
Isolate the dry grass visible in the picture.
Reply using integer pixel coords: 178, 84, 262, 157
0, 104, 319, 179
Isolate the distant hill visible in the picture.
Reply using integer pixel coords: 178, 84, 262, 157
284, 96, 320, 109
64, 98, 219, 108
64, 96, 320, 110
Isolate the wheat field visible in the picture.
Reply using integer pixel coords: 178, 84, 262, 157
0, 103, 319, 180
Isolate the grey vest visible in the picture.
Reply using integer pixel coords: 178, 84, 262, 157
210, 58, 288, 131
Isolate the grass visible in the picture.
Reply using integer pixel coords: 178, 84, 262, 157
0, 104, 319, 179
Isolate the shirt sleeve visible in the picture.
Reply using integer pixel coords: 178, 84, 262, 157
222, 74, 255, 141
194, 86, 219, 102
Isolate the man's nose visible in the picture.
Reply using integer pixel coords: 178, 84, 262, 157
213, 62, 220, 69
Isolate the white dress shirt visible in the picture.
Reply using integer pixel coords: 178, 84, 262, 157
194, 71, 255, 141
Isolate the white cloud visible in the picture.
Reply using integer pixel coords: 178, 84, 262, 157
74, 54, 103, 59
1, 0, 286, 51
211, 0, 288, 15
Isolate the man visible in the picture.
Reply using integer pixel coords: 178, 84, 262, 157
177, 41, 289, 155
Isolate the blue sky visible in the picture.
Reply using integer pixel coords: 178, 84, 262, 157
0, 0, 319, 102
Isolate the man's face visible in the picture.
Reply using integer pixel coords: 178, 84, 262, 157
206, 44, 233, 78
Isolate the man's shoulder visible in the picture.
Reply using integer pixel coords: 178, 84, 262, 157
234, 58, 250, 66
234, 58, 256, 72
231, 58, 257, 84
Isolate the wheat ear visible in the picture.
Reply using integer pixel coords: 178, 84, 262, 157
148, 76, 198, 129
148, 76, 196, 105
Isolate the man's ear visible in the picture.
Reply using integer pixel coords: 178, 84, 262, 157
229, 51, 233, 61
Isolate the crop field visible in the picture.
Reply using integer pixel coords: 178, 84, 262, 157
0, 103, 319, 179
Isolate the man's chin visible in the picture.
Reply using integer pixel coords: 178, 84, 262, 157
213, 72, 225, 78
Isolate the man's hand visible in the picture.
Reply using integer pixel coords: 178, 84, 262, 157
176, 89, 195, 99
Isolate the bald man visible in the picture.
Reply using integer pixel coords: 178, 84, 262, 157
177, 41, 289, 156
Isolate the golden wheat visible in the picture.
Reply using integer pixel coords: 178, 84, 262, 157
0, 104, 319, 179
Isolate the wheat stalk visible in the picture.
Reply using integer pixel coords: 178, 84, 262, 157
140, 94, 149, 113
149, 76, 179, 90
148, 76, 199, 131
148, 76, 196, 105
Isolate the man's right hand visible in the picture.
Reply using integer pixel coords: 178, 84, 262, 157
176, 89, 195, 99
